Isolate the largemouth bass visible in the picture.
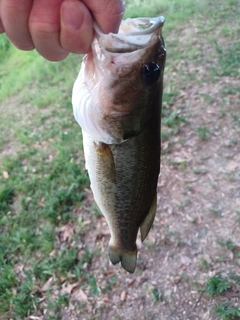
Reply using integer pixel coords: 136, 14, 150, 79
72, 17, 166, 273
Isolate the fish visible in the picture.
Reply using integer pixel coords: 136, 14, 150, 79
72, 16, 166, 273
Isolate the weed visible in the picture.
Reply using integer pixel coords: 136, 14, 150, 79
0, 34, 11, 63
215, 301, 240, 320
162, 110, 188, 128
11, 276, 39, 318
85, 275, 100, 296
214, 41, 240, 78
200, 93, 215, 104
193, 167, 208, 174
210, 209, 222, 217
195, 126, 208, 141
236, 211, 240, 224
217, 239, 236, 251
205, 274, 231, 296
0, 186, 14, 213
101, 274, 118, 293
46, 294, 69, 317
199, 257, 210, 270
230, 112, 240, 125
151, 287, 163, 302
92, 203, 102, 217
162, 90, 179, 109
179, 273, 189, 282
229, 272, 240, 284
220, 84, 240, 96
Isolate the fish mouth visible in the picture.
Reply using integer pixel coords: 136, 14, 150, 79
93, 16, 164, 53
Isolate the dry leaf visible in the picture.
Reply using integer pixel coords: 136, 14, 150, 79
41, 277, 53, 292
72, 289, 88, 302
38, 198, 45, 207
95, 230, 110, 242
2, 171, 9, 179
61, 282, 79, 295
127, 279, 136, 287
180, 255, 192, 266
120, 290, 127, 302
58, 223, 75, 243
172, 276, 181, 284
104, 269, 115, 276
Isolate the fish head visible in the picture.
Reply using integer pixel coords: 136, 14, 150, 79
73, 17, 166, 144
93, 17, 166, 142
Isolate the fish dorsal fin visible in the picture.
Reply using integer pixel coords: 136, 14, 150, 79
140, 193, 157, 242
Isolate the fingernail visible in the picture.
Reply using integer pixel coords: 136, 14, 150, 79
62, 2, 82, 30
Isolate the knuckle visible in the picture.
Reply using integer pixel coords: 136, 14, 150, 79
30, 19, 59, 35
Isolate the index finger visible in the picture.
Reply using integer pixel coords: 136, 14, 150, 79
0, 0, 34, 49
0, 18, 4, 33
82, 0, 124, 33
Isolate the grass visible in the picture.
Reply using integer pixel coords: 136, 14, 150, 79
0, 0, 239, 318
196, 126, 209, 141
203, 273, 240, 319
205, 274, 232, 296
215, 302, 240, 320
214, 41, 240, 78
0, 48, 90, 316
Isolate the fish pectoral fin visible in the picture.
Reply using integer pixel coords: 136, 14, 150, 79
109, 245, 137, 274
140, 193, 157, 242
94, 142, 116, 181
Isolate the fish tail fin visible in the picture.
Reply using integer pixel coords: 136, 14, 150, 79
108, 245, 137, 273
140, 193, 157, 242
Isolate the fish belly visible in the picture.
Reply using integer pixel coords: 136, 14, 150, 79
82, 123, 160, 273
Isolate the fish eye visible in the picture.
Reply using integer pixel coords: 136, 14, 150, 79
142, 62, 161, 85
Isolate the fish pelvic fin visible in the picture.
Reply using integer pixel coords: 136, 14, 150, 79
140, 192, 157, 242
108, 245, 137, 274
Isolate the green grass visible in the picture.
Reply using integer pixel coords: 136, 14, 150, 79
196, 126, 209, 141
215, 302, 240, 320
214, 41, 240, 78
0, 0, 239, 318
205, 274, 232, 296
203, 273, 240, 319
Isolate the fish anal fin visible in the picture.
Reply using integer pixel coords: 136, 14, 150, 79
109, 245, 137, 274
140, 193, 157, 242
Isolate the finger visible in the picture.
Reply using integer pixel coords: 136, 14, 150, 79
0, 0, 34, 49
82, 0, 124, 33
0, 18, 4, 34
29, 0, 68, 61
60, 0, 93, 54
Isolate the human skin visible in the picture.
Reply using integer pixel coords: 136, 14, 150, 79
0, 0, 124, 61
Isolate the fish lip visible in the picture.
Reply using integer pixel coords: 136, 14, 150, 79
93, 16, 165, 53
93, 16, 164, 36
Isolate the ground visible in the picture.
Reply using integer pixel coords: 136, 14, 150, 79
60, 81, 240, 319
61, 20, 240, 320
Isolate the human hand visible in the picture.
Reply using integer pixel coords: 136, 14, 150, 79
0, 0, 124, 61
